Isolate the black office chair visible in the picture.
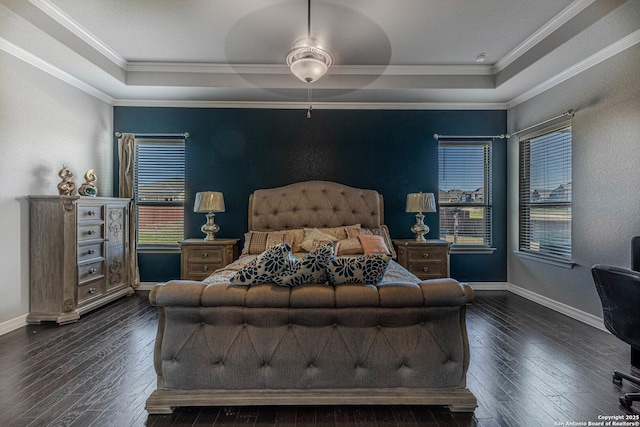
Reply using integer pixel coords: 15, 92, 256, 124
592, 264, 640, 408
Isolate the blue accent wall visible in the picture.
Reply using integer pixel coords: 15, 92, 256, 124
114, 107, 506, 283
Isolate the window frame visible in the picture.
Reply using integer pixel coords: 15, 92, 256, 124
133, 138, 186, 252
518, 121, 573, 266
437, 139, 495, 253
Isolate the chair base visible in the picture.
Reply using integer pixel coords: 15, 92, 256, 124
613, 370, 640, 409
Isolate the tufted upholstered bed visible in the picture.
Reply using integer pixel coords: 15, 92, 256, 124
145, 181, 477, 414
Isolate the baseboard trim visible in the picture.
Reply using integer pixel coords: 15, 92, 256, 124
0, 281, 608, 337
468, 281, 607, 333
0, 314, 29, 336
136, 282, 159, 291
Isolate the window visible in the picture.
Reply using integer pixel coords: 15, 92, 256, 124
438, 140, 492, 248
134, 139, 185, 249
519, 126, 572, 261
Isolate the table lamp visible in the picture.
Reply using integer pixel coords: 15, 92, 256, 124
193, 191, 225, 241
405, 192, 436, 242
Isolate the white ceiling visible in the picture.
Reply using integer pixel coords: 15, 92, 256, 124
1, 0, 638, 109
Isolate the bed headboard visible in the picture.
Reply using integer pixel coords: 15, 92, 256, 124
248, 181, 384, 231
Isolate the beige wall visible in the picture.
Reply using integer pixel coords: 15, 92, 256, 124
507, 44, 640, 317
0, 51, 113, 327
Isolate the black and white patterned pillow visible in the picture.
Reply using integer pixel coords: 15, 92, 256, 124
327, 254, 391, 285
275, 242, 334, 287
231, 243, 298, 285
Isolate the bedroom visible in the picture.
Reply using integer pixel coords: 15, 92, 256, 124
0, 0, 639, 424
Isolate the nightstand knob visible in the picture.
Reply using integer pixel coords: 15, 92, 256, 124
202, 252, 208, 258
422, 253, 429, 258
89, 268, 97, 274
88, 230, 96, 235
88, 210, 96, 216
88, 249, 96, 254
202, 266, 209, 272
89, 287, 96, 294
423, 266, 429, 273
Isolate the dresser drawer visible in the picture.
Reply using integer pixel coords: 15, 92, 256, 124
77, 279, 105, 305
77, 205, 104, 222
78, 260, 104, 285
77, 242, 103, 263
78, 224, 104, 242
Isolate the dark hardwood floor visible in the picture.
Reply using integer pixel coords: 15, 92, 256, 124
1, 290, 638, 427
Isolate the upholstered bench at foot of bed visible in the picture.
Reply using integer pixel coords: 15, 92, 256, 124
146, 279, 477, 414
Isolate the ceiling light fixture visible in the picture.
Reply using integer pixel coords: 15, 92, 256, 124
286, 0, 332, 118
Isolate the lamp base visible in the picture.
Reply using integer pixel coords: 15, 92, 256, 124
410, 212, 429, 242
201, 212, 220, 241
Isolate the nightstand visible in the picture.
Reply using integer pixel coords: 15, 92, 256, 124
179, 238, 239, 281
393, 239, 451, 279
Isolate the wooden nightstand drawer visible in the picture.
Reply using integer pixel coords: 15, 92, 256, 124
405, 260, 447, 279
180, 238, 239, 281
406, 247, 447, 262
184, 246, 225, 263
393, 239, 451, 280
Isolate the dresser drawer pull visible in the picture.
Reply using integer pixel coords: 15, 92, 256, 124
89, 268, 97, 274
87, 230, 96, 236
89, 287, 96, 294
423, 266, 429, 273
88, 249, 96, 255
87, 210, 97, 216
422, 253, 429, 258
202, 266, 209, 272
201, 252, 209, 258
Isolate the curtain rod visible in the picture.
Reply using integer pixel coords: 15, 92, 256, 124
434, 109, 574, 141
115, 132, 189, 138
508, 109, 574, 138
434, 133, 507, 140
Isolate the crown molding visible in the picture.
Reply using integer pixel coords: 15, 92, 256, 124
125, 62, 494, 76
0, 36, 114, 104
494, 0, 597, 73
112, 99, 508, 110
507, 28, 640, 109
29, 0, 127, 68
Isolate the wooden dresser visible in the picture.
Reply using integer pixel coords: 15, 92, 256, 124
180, 238, 239, 281
28, 196, 134, 325
393, 239, 452, 280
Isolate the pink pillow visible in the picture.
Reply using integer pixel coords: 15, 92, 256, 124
357, 234, 389, 255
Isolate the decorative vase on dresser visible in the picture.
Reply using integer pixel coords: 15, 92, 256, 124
28, 196, 135, 325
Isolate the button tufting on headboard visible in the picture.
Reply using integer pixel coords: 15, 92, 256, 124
248, 181, 382, 231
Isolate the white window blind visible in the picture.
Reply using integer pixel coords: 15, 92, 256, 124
134, 139, 185, 248
438, 140, 492, 247
519, 126, 572, 261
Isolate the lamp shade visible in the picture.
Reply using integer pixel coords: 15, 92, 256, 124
193, 191, 225, 213
289, 57, 328, 83
405, 192, 436, 213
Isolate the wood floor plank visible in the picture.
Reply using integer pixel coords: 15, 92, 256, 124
2, 290, 640, 426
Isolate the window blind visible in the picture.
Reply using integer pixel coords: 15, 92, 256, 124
134, 139, 185, 248
519, 127, 572, 260
438, 140, 492, 246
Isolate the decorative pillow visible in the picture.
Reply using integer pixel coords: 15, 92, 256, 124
334, 238, 364, 256
275, 242, 334, 287
241, 231, 296, 255
357, 234, 390, 255
327, 254, 392, 285
300, 228, 338, 252
303, 224, 360, 241
231, 243, 298, 285
347, 225, 397, 258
